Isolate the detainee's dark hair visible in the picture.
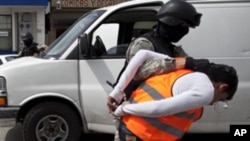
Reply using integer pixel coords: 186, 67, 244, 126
206, 63, 238, 100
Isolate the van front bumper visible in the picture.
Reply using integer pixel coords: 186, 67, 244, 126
0, 107, 18, 127
0, 107, 18, 118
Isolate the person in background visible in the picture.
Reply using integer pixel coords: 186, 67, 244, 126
111, 50, 238, 141
18, 32, 39, 57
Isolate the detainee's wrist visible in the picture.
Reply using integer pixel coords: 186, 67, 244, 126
174, 57, 186, 69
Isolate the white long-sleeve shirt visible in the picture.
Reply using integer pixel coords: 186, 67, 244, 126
114, 72, 214, 117
110, 50, 172, 103
109, 49, 214, 117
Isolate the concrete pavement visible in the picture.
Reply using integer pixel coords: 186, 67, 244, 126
0, 118, 22, 141
0, 127, 11, 141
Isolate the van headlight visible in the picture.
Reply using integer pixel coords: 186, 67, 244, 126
0, 77, 7, 106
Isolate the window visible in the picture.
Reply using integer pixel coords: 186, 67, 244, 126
93, 23, 119, 50
89, 6, 158, 58
131, 21, 157, 40
92, 23, 120, 56
0, 15, 12, 52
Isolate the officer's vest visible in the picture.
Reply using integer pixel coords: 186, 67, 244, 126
141, 32, 176, 57
122, 69, 203, 141
121, 32, 177, 97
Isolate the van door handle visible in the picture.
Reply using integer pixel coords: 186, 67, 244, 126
106, 80, 114, 88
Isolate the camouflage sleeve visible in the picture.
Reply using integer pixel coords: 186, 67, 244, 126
126, 37, 154, 62
126, 39, 189, 81
134, 58, 175, 80
134, 45, 190, 80
126, 38, 181, 81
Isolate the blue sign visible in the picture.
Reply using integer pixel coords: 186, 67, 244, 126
0, 0, 48, 6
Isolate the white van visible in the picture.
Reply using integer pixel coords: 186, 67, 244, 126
0, 0, 249, 140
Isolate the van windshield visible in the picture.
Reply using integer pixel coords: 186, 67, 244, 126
43, 10, 105, 59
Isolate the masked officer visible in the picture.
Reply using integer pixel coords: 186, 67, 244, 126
108, 0, 207, 112
108, 1, 208, 140
18, 32, 39, 57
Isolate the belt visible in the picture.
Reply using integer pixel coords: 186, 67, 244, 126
118, 121, 142, 141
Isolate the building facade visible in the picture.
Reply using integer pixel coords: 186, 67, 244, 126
46, 0, 129, 45
0, 0, 48, 54
0, 0, 129, 54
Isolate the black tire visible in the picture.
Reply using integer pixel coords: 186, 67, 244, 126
23, 101, 82, 141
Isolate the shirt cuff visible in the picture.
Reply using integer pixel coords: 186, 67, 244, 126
109, 87, 124, 103
114, 105, 126, 117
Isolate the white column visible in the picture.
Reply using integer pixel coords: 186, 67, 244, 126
36, 9, 46, 45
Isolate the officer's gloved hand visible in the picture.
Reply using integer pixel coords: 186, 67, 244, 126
185, 57, 211, 73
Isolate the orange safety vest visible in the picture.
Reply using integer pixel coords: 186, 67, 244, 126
122, 69, 203, 141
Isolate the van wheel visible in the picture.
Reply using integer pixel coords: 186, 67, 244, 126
23, 101, 82, 141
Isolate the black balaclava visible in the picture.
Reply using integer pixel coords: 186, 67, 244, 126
157, 22, 189, 43
23, 39, 33, 47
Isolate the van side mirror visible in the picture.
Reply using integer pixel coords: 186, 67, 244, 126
79, 33, 89, 56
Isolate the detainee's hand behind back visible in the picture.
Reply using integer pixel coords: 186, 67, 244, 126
107, 96, 119, 113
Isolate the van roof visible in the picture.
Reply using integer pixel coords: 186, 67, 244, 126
188, 0, 250, 3
95, 0, 250, 13
97, 0, 165, 10
101, 0, 250, 10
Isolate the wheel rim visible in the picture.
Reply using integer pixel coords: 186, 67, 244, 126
36, 115, 69, 141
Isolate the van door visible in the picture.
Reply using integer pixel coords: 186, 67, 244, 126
80, 22, 124, 132
79, 4, 161, 133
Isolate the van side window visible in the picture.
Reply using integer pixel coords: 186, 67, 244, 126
89, 7, 158, 58
91, 21, 157, 57
92, 23, 120, 56
131, 21, 157, 40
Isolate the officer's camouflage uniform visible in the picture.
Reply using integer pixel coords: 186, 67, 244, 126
126, 37, 188, 81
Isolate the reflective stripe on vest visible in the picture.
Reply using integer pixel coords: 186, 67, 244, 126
123, 69, 203, 141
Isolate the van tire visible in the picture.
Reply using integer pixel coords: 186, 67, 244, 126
22, 101, 82, 141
